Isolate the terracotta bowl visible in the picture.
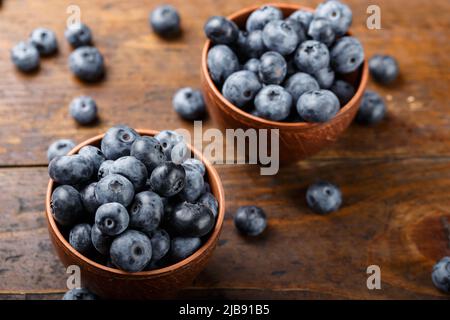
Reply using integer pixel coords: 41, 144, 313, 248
201, 3, 369, 164
45, 129, 225, 299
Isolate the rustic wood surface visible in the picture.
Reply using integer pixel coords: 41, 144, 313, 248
0, 0, 449, 300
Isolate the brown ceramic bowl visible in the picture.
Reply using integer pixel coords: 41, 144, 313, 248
45, 129, 225, 300
201, 3, 369, 164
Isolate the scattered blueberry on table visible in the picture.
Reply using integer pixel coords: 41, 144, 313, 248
234, 206, 267, 236
69, 46, 105, 82
355, 90, 386, 125
306, 181, 342, 214
369, 54, 399, 84
172, 87, 206, 120
65, 23, 93, 48
431, 257, 450, 293
29, 27, 58, 56
69, 96, 98, 125
150, 5, 181, 38
11, 41, 40, 73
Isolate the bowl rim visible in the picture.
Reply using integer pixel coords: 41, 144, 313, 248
201, 3, 369, 129
45, 129, 226, 278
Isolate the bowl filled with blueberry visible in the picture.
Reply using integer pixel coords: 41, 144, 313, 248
200, 1, 369, 163
45, 125, 225, 299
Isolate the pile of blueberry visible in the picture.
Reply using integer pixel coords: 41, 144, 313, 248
48, 125, 219, 273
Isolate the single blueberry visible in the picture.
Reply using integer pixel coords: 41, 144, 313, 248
168, 202, 215, 237
149, 5, 181, 38
98, 159, 114, 180
129, 191, 163, 233
330, 36, 364, 74
69, 223, 92, 254
431, 257, 450, 293
150, 162, 186, 197
95, 202, 129, 236
246, 5, 283, 32
198, 192, 219, 219
69, 46, 105, 82
91, 224, 113, 255
29, 28, 58, 56
10, 41, 40, 72
47, 139, 75, 162
245, 30, 267, 58
173, 87, 206, 120
234, 206, 267, 236
330, 79, 355, 106
262, 20, 299, 56
146, 229, 170, 262
258, 51, 287, 85
101, 125, 140, 160
294, 40, 330, 74
254, 85, 292, 121
308, 18, 336, 47
369, 54, 399, 84
180, 168, 204, 202
131, 136, 166, 172
170, 237, 201, 262
284, 18, 306, 43
48, 155, 94, 185
204, 16, 239, 44
182, 158, 205, 176
80, 182, 100, 216
95, 174, 135, 207
243, 58, 261, 74
79, 145, 105, 173
297, 89, 340, 122
110, 230, 152, 272
69, 96, 98, 125
314, 66, 335, 89
65, 23, 92, 48
356, 90, 386, 125
315, 0, 352, 36
207, 44, 240, 86
306, 181, 342, 214
154, 130, 189, 163
110, 156, 148, 191
288, 10, 313, 31
284, 72, 320, 102
222, 70, 262, 108
51, 185, 84, 226
62, 288, 97, 300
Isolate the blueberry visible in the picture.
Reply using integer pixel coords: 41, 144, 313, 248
254, 85, 292, 121
258, 51, 287, 85
95, 174, 135, 207
243, 58, 260, 74
150, 162, 186, 197
91, 224, 113, 255
222, 70, 262, 108
98, 159, 114, 180
431, 257, 450, 293
180, 168, 204, 202
284, 18, 306, 43
69, 223, 92, 254
330, 80, 355, 106
154, 130, 189, 164
149, 5, 181, 38
170, 237, 201, 262
330, 36, 364, 74
173, 87, 206, 120
245, 30, 267, 58
294, 40, 330, 74
356, 90, 386, 125
10, 41, 40, 72
129, 191, 163, 233
47, 139, 75, 162
306, 181, 342, 214
65, 23, 92, 48
51, 185, 84, 226
101, 125, 140, 160
288, 10, 313, 31
297, 90, 340, 122
198, 192, 219, 218
167, 202, 214, 237
315, 0, 352, 36
69, 96, 98, 125
29, 28, 58, 56
95, 202, 129, 236
369, 54, 399, 84
48, 155, 94, 185
246, 5, 283, 32
204, 16, 239, 44
110, 156, 148, 191
284, 72, 320, 102
80, 182, 100, 216
62, 288, 97, 300
182, 158, 205, 176
262, 20, 299, 55
314, 66, 335, 89
147, 229, 170, 262
308, 18, 336, 47
79, 145, 105, 173
69, 46, 105, 82
207, 44, 240, 86
131, 136, 166, 172
234, 206, 267, 236
110, 230, 152, 272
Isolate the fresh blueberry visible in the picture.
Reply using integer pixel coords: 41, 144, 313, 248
147, 229, 170, 262
234, 206, 267, 236
65, 23, 92, 48
173, 87, 206, 120
306, 181, 342, 214
294, 40, 330, 74
254, 85, 292, 121
80, 182, 100, 216
245, 30, 267, 58
431, 257, 450, 293
95, 202, 129, 236
170, 237, 201, 262
91, 224, 113, 255
314, 66, 335, 89
288, 10, 313, 31
182, 158, 205, 176
98, 159, 114, 180
47, 139, 75, 162
180, 168, 204, 202
29, 28, 58, 56
355, 90, 386, 125
129, 191, 163, 233
131, 136, 166, 172
315, 0, 352, 36
149, 162, 186, 197
262, 20, 299, 55
330, 80, 355, 106
62, 288, 97, 300
297, 90, 340, 122
79, 145, 105, 173
51, 185, 84, 226
110, 156, 148, 191
110, 230, 152, 272
101, 125, 140, 160
330, 36, 364, 74
243, 58, 260, 74
284, 18, 306, 43
48, 155, 94, 185
258, 51, 287, 85
69, 223, 92, 254
369, 54, 399, 84
69, 46, 105, 82
207, 44, 240, 86
204, 16, 239, 44
95, 174, 135, 207
168, 202, 214, 237
69, 96, 98, 125
11, 41, 40, 72
154, 130, 188, 163
198, 192, 219, 218
284, 72, 320, 102
149, 5, 181, 38
222, 70, 262, 108
246, 5, 283, 32
308, 18, 335, 47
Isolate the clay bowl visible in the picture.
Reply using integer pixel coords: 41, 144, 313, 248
45, 129, 225, 300
201, 3, 369, 164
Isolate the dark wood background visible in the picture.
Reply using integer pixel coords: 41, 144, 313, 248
0, 0, 449, 299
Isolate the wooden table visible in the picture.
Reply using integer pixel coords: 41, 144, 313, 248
0, 0, 449, 300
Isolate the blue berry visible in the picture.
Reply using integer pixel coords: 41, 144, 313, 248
110, 156, 148, 191
129, 191, 163, 233
254, 85, 292, 121
173, 87, 206, 120
69, 96, 98, 125
80, 182, 100, 216
234, 206, 267, 236
314, 66, 335, 89
288, 10, 313, 31
149, 162, 186, 197
51, 185, 84, 226
222, 70, 262, 108
62, 288, 97, 300
258, 51, 287, 85
315, 0, 352, 36
297, 90, 340, 122
330, 79, 355, 106
182, 158, 205, 176
432, 257, 450, 293
246, 5, 283, 32
245, 30, 267, 58
306, 181, 342, 214
48, 155, 94, 185
147, 229, 170, 262
47, 139, 75, 162
110, 230, 152, 272
95, 202, 129, 236
29, 28, 58, 56
69, 223, 92, 254
198, 192, 219, 219
95, 174, 135, 207
207, 44, 240, 86
91, 224, 113, 255
243, 58, 260, 74
65, 23, 92, 48
284, 72, 320, 102
11, 41, 40, 72
180, 168, 204, 202
79, 145, 105, 173
98, 159, 114, 180
294, 40, 330, 74
330, 36, 364, 74
204, 16, 239, 44
101, 125, 140, 160
69, 46, 105, 82
262, 20, 299, 55
356, 90, 386, 125
369, 54, 399, 84
308, 18, 336, 47
131, 136, 166, 172
168, 202, 214, 237
150, 5, 181, 38
284, 19, 306, 43
170, 237, 201, 262
154, 130, 188, 164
